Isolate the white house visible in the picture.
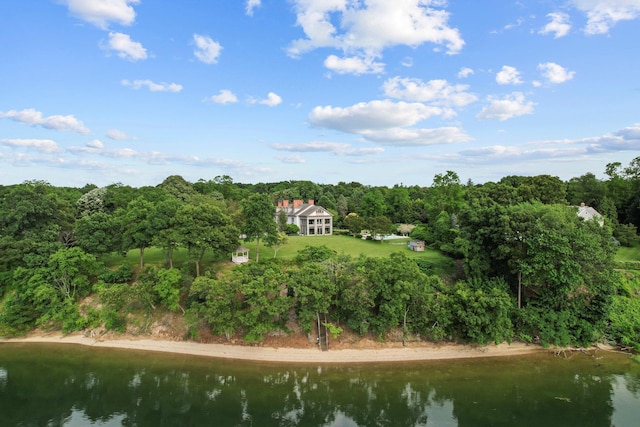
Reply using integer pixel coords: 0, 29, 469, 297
275, 199, 333, 236
576, 203, 604, 226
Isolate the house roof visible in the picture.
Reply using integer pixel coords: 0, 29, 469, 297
576, 204, 604, 226
295, 204, 331, 217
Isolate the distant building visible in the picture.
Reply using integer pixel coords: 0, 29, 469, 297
275, 199, 333, 236
576, 203, 604, 226
408, 240, 425, 252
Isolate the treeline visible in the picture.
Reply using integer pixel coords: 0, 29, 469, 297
0, 158, 639, 348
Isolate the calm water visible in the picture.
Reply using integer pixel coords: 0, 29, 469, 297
1, 344, 639, 426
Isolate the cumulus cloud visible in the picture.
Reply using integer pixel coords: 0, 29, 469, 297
122, 79, 183, 92
538, 62, 576, 84
324, 54, 385, 75
60, 0, 139, 29
458, 67, 474, 78
539, 12, 572, 38
106, 129, 134, 140
570, 0, 640, 35
382, 77, 477, 108
246, 0, 261, 16
105, 32, 148, 61
0, 108, 90, 134
476, 92, 535, 121
0, 138, 60, 153
496, 66, 523, 85
309, 100, 442, 133
287, 0, 465, 62
193, 34, 222, 64
210, 89, 238, 104
251, 92, 282, 107
362, 127, 473, 146
308, 99, 471, 146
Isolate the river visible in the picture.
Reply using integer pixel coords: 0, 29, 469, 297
1, 343, 639, 426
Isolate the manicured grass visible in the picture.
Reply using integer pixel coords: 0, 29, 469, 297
616, 242, 640, 262
101, 247, 223, 271
243, 235, 446, 261
103, 235, 453, 273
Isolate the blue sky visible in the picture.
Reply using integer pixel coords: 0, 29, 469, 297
1, 0, 639, 188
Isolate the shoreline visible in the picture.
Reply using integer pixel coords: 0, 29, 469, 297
0, 333, 548, 363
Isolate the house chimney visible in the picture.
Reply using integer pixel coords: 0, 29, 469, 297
283, 200, 289, 207
277, 201, 282, 208
308, 199, 314, 205
293, 199, 303, 208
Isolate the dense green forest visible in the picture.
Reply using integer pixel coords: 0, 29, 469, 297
1, 158, 639, 349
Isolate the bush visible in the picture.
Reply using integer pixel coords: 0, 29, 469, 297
98, 264, 133, 284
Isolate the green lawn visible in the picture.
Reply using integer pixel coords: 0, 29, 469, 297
616, 241, 640, 262
103, 235, 453, 274
244, 235, 443, 261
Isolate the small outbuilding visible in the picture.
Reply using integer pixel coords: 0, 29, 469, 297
232, 246, 250, 264
408, 240, 425, 252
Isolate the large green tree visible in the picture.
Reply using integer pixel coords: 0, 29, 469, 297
175, 203, 238, 276
240, 193, 277, 262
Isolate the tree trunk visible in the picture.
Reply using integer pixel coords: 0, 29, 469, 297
139, 246, 145, 270
518, 271, 523, 309
255, 237, 261, 262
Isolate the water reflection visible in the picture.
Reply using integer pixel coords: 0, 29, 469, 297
0, 344, 639, 426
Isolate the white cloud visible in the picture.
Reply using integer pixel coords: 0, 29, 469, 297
382, 77, 477, 107
60, 0, 139, 29
360, 127, 473, 146
496, 65, 523, 85
121, 79, 183, 92
1, 138, 60, 153
309, 100, 442, 133
571, 0, 640, 35
324, 54, 385, 75
271, 141, 385, 156
252, 92, 282, 107
246, 0, 261, 16
458, 67, 474, 78
87, 139, 104, 149
307, 99, 471, 146
539, 12, 572, 38
105, 32, 148, 61
106, 129, 134, 140
538, 62, 576, 84
272, 141, 352, 152
210, 90, 238, 104
476, 92, 535, 121
287, 0, 465, 60
193, 34, 222, 64
0, 108, 90, 134
276, 154, 306, 164
452, 122, 640, 165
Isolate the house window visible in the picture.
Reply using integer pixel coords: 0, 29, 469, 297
309, 219, 315, 225
309, 228, 315, 235
325, 227, 331, 234
324, 218, 331, 224
318, 227, 323, 235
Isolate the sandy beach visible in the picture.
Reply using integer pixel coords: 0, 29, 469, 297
0, 333, 546, 363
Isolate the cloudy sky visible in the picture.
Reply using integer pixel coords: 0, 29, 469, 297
1, 0, 639, 188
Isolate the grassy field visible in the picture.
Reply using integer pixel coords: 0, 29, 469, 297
616, 241, 640, 262
103, 235, 453, 273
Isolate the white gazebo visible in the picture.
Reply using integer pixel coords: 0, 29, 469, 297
232, 246, 250, 264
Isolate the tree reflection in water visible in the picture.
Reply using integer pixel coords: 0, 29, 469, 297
1, 344, 639, 426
